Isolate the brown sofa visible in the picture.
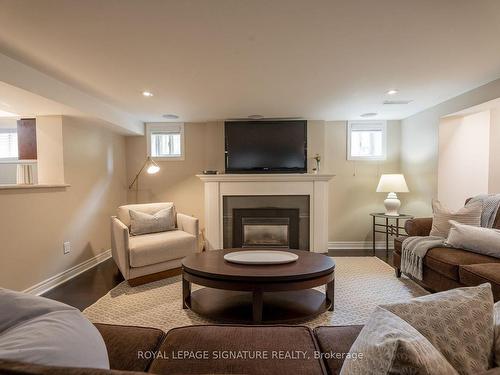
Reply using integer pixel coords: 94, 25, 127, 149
0, 323, 363, 375
2, 323, 499, 375
394, 209, 500, 301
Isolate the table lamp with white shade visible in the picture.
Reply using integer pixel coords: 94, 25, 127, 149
376, 174, 409, 216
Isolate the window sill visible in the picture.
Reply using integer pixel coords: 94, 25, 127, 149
150, 156, 185, 161
0, 183, 70, 191
347, 157, 387, 161
0, 159, 37, 165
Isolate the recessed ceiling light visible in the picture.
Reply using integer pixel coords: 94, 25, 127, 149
142, 91, 154, 97
162, 114, 179, 119
386, 89, 399, 95
248, 114, 263, 119
360, 112, 377, 118
0, 110, 20, 117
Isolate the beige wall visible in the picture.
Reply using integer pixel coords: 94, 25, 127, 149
36, 115, 65, 184
126, 120, 401, 243
490, 108, 500, 193
126, 122, 224, 230
0, 116, 127, 291
438, 111, 490, 210
401, 78, 500, 217
322, 121, 401, 242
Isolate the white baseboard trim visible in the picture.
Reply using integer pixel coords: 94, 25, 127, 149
23, 249, 112, 296
328, 241, 394, 250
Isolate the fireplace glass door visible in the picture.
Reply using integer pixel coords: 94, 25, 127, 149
242, 217, 290, 248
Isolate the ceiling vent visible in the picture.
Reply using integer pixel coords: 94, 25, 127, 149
383, 100, 413, 105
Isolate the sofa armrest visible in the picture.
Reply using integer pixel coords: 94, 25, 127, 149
405, 218, 432, 236
177, 213, 199, 238
94, 323, 165, 372
111, 216, 130, 280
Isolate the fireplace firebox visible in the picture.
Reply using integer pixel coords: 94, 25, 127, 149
233, 208, 300, 248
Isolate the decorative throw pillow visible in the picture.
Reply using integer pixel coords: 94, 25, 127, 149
381, 284, 494, 375
129, 206, 175, 235
430, 199, 482, 237
340, 306, 457, 375
446, 220, 500, 258
495, 301, 500, 367
0, 288, 109, 369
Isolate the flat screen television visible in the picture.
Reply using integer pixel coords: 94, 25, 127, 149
225, 120, 307, 173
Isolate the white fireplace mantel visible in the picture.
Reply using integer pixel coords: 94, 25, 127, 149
197, 173, 335, 253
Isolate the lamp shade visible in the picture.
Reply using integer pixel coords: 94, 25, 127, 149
145, 157, 160, 174
376, 174, 409, 193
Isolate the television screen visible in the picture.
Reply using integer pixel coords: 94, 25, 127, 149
225, 120, 307, 173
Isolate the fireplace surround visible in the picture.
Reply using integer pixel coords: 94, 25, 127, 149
198, 173, 334, 252
224, 196, 309, 250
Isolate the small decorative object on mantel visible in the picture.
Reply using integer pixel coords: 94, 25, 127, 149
223, 250, 299, 265
16, 164, 34, 185
202, 170, 218, 175
376, 174, 410, 216
312, 154, 321, 174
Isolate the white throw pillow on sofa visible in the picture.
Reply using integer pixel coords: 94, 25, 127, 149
430, 200, 482, 237
446, 220, 500, 258
0, 288, 109, 369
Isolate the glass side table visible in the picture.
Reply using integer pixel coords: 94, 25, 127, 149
370, 213, 414, 256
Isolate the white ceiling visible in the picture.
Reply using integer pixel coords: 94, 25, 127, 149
0, 81, 80, 118
0, 0, 500, 125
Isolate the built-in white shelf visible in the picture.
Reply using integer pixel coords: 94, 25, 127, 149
0, 183, 70, 190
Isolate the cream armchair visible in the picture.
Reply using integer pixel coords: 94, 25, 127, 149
111, 202, 199, 286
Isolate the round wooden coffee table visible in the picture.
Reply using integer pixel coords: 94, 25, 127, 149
182, 249, 335, 324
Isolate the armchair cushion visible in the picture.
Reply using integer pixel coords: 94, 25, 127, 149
129, 207, 175, 236
117, 202, 175, 228
129, 230, 197, 268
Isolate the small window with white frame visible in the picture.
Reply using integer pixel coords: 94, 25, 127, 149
347, 120, 387, 161
146, 123, 184, 160
0, 128, 18, 160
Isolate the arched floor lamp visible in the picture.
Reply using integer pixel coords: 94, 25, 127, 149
128, 157, 160, 201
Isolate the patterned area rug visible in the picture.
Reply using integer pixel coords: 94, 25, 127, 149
84, 257, 427, 330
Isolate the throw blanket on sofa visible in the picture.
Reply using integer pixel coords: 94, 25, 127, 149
401, 236, 445, 280
468, 194, 500, 228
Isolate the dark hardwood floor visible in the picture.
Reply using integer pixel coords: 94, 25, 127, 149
328, 248, 394, 267
43, 258, 123, 311
43, 249, 394, 311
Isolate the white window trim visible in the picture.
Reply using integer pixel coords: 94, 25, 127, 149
0, 128, 19, 161
146, 122, 185, 161
347, 120, 387, 161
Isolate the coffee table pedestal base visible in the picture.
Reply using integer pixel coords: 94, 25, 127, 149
186, 288, 331, 324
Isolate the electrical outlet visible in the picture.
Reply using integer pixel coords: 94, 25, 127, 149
63, 241, 71, 254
